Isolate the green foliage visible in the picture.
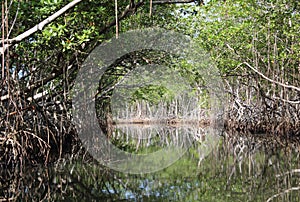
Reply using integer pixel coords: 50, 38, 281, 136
175, 0, 300, 76
131, 84, 174, 105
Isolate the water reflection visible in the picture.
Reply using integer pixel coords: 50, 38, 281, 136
112, 124, 216, 153
1, 126, 300, 201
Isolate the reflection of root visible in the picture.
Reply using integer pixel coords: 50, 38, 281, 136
113, 124, 210, 151
197, 154, 205, 168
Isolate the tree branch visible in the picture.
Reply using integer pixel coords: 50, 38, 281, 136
153, 0, 195, 4
243, 62, 300, 92
0, 0, 84, 55
0, 0, 198, 55
0, 0, 195, 104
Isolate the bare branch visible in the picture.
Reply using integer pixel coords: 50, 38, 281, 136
115, 0, 119, 39
243, 62, 300, 92
150, 0, 153, 17
272, 96, 300, 104
153, 0, 195, 4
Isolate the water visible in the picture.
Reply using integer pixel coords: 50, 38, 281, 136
1, 125, 300, 201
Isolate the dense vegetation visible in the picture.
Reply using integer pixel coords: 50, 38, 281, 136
0, 0, 299, 168
184, 0, 300, 135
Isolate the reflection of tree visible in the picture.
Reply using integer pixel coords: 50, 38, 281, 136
0, 160, 129, 201
203, 132, 300, 201
1, 131, 300, 201
112, 124, 211, 153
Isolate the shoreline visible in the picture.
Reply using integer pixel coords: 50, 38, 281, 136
113, 118, 211, 127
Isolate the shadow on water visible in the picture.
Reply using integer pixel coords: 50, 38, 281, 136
1, 125, 300, 201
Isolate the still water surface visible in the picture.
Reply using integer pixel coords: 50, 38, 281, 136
1, 125, 300, 201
